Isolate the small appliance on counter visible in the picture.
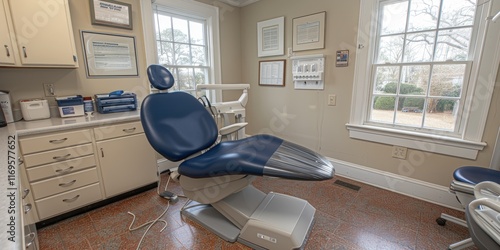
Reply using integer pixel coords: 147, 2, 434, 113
95, 91, 137, 114
56, 95, 84, 118
0, 90, 14, 123
20, 99, 51, 121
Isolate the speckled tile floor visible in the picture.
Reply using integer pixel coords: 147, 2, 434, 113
37, 174, 477, 250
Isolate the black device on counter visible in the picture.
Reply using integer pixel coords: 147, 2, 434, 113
0, 108, 6, 127
94, 92, 137, 114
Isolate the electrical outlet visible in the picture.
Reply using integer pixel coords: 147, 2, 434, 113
392, 146, 407, 159
43, 83, 55, 97
328, 94, 336, 106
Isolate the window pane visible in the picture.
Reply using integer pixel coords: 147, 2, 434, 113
172, 17, 189, 43
177, 68, 195, 91
404, 31, 435, 62
400, 65, 429, 95
396, 98, 424, 127
434, 28, 471, 61
440, 0, 476, 29
189, 21, 205, 45
194, 68, 208, 85
377, 35, 404, 63
158, 42, 174, 65
407, 0, 440, 32
157, 14, 172, 41
174, 44, 191, 65
374, 66, 400, 94
191, 45, 207, 66
380, 1, 408, 35
424, 99, 458, 130
371, 96, 395, 123
429, 64, 465, 97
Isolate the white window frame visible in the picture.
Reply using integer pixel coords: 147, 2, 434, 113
347, 0, 500, 159
140, 0, 222, 100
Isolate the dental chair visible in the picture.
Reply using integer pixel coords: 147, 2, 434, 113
466, 181, 500, 250
140, 64, 335, 249
437, 166, 500, 249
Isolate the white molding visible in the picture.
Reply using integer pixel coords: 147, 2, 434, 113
346, 123, 486, 159
329, 157, 463, 210
218, 0, 260, 7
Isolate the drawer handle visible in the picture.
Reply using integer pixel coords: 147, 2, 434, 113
4, 45, 10, 57
62, 195, 80, 203
18, 157, 24, 166
49, 138, 68, 144
22, 188, 30, 199
22, 46, 27, 58
24, 203, 32, 214
123, 127, 136, 133
25, 232, 36, 248
53, 153, 71, 160
59, 179, 76, 187
55, 166, 74, 174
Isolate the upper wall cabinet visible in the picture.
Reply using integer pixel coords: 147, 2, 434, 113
1, 0, 78, 68
0, 0, 16, 65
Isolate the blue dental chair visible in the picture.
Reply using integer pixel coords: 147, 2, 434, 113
437, 166, 500, 249
140, 64, 335, 249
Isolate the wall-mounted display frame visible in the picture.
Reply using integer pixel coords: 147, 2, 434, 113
336, 50, 349, 67
257, 16, 285, 57
292, 12, 326, 51
81, 31, 138, 77
90, 0, 133, 30
259, 60, 286, 86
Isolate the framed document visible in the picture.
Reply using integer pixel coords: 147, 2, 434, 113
90, 0, 133, 30
81, 31, 138, 77
292, 12, 326, 51
257, 17, 285, 57
259, 60, 286, 86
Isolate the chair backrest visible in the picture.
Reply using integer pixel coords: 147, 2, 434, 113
141, 65, 219, 161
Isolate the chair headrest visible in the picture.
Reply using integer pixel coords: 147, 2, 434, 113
147, 64, 174, 90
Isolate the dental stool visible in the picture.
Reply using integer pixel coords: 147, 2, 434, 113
141, 64, 335, 249
437, 166, 500, 249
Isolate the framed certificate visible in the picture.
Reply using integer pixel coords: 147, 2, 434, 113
257, 17, 285, 57
81, 31, 138, 77
259, 60, 286, 86
90, 0, 133, 30
292, 12, 326, 51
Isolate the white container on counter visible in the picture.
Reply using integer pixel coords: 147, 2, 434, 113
20, 99, 51, 121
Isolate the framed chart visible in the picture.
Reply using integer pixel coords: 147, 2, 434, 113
257, 17, 285, 57
90, 0, 133, 30
292, 12, 326, 51
259, 60, 286, 86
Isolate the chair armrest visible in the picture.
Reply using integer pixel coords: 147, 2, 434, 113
474, 181, 500, 200
468, 197, 500, 245
219, 122, 248, 137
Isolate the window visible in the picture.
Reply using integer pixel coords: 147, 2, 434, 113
141, 0, 221, 96
348, 0, 500, 159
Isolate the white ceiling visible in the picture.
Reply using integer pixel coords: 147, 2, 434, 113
218, 0, 260, 7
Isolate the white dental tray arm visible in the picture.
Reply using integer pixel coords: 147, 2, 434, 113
196, 84, 250, 114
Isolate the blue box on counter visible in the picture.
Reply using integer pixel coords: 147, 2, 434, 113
55, 95, 84, 117
94, 93, 137, 114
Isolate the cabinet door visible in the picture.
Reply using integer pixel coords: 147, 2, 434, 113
97, 134, 157, 197
8, 0, 77, 66
0, 0, 16, 65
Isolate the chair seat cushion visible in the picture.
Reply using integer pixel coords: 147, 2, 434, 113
454, 166, 500, 185
179, 135, 283, 178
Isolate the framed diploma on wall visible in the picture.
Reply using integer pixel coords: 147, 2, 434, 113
257, 17, 285, 57
90, 0, 133, 30
292, 12, 326, 51
259, 60, 286, 86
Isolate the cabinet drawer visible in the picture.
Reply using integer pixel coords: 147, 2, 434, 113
35, 183, 102, 220
94, 121, 144, 141
26, 155, 96, 182
23, 143, 94, 168
20, 129, 92, 154
31, 168, 99, 200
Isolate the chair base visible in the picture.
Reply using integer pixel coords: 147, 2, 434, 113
181, 186, 315, 250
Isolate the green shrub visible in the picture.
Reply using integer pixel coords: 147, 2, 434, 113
374, 97, 396, 110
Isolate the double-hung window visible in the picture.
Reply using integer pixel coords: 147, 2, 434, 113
348, 0, 500, 159
141, 0, 221, 95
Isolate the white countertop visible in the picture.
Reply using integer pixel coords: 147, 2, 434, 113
0, 110, 141, 250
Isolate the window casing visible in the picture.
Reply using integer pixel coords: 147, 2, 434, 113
141, 0, 221, 97
347, 0, 500, 159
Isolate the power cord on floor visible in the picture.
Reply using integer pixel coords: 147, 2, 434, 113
127, 173, 185, 250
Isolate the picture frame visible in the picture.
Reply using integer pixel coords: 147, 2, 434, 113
259, 60, 286, 86
89, 0, 133, 30
292, 12, 326, 52
81, 31, 138, 77
257, 16, 285, 57
336, 50, 349, 67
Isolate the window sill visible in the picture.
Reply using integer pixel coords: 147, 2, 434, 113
345, 123, 486, 159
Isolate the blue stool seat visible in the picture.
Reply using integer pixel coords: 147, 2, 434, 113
454, 166, 500, 185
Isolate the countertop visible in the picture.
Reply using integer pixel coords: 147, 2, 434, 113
0, 110, 141, 249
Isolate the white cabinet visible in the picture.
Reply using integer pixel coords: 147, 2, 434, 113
1, 0, 78, 67
95, 122, 157, 198
0, 0, 16, 65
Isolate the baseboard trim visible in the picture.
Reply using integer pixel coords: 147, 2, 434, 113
328, 157, 463, 210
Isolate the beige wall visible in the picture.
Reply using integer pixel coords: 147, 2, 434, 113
0, 0, 152, 110
239, 0, 500, 186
